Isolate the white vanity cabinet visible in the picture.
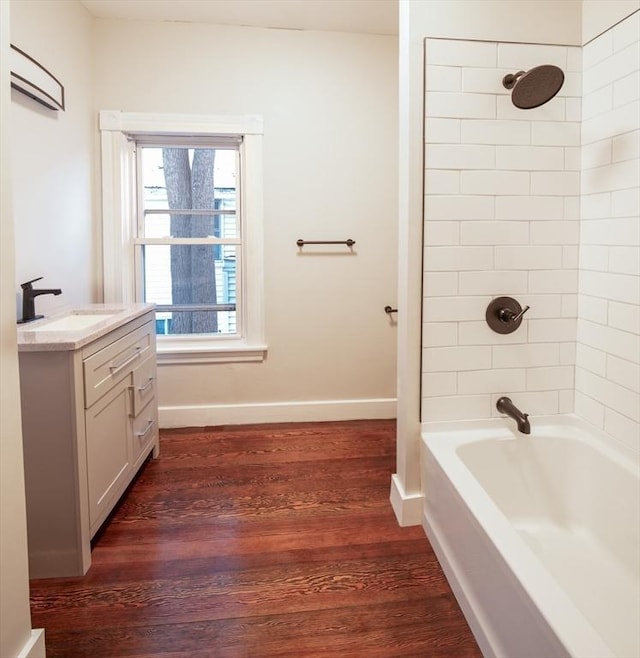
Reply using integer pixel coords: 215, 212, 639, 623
18, 306, 159, 578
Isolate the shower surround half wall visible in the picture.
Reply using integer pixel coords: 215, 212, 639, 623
422, 38, 582, 424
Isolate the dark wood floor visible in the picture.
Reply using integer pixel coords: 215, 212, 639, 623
30, 419, 481, 657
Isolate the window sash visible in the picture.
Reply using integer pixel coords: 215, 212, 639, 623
134, 238, 241, 245
134, 250, 243, 338
135, 142, 242, 338
154, 304, 236, 312
135, 240, 242, 339
143, 208, 236, 215
141, 211, 240, 241
131, 134, 242, 149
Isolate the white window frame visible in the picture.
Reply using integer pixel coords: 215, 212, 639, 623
99, 110, 266, 365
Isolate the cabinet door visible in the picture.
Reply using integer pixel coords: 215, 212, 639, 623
86, 376, 132, 532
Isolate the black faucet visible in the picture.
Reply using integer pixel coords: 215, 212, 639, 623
496, 396, 530, 434
18, 277, 62, 324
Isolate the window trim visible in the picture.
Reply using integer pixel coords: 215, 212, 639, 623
99, 110, 266, 364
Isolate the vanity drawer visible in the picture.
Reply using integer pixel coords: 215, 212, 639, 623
132, 398, 158, 462
84, 322, 154, 408
131, 355, 157, 417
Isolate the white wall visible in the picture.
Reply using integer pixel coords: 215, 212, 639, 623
5, 2, 96, 654
583, 0, 640, 42
407, 1, 583, 44
577, 10, 639, 453
10, 0, 96, 318
421, 39, 582, 422
94, 19, 399, 424
1, 1, 45, 655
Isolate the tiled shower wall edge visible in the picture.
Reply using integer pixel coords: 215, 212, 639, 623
421, 37, 582, 425
421, 16, 639, 454
576, 11, 639, 454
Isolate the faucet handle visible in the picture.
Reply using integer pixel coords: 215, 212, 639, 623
21, 277, 43, 289
499, 304, 530, 323
511, 305, 530, 323
486, 296, 529, 334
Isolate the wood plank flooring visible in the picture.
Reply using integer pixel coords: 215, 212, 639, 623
29, 419, 482, 657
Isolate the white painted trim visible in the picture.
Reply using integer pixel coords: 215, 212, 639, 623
17, 630, 45, 658
99, 110, 263, 135
241, 132, 265, 349
389, 473, 424, 527
99, 110, 266, 359
394, 1, 425, 500
159, 398, 397, 427
157, 342, 267, 364
100, 129, 136, 303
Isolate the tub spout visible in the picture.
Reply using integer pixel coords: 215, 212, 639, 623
496, 396, 530, 434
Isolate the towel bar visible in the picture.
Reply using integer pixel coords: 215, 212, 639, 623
296, 239, 355, 247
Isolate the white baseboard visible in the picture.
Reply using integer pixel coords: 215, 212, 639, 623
159, 398, 397, 428
17, 630, 45, 658
390, 473, 424, 526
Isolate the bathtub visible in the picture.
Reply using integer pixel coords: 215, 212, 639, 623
421, 415, 639, 658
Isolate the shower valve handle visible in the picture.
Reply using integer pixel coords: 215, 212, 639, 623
511, 305, 530, 323
499, 305, 530, 324
486, 297, 529, 334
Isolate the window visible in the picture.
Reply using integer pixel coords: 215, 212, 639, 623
136, 140, 239, 337
100, 112, 265, 364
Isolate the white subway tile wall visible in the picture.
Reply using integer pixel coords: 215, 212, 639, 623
422, 22, 639, 452
578, 13, 640, 453
422, 37, 582, 425
565, 197, 581, 220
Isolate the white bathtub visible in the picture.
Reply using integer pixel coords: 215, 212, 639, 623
421, 415, 639, 658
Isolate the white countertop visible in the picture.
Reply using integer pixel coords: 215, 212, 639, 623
17, 303, 155, 352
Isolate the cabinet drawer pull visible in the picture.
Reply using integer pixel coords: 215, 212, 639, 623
136, 419, 154, 438
138, 377, 154, 393
109, 347, 142, 374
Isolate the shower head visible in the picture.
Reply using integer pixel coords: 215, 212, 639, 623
502, 64, 565, 109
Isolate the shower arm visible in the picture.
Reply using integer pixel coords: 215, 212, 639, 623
502, 71, 525, 89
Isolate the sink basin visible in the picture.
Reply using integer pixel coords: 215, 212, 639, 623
29, 313, 117, 332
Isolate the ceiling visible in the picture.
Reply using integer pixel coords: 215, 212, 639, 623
80, 0, 398, 36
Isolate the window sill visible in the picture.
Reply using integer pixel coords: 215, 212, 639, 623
157, 339, 267, 365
